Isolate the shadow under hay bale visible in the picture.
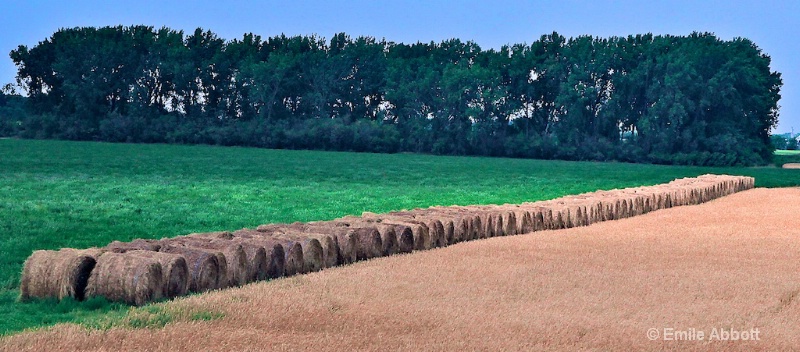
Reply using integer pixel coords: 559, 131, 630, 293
85, 252, 163, 306
159, 245, 222, 292
127, 250, 189, 299
19, 248, 101, 302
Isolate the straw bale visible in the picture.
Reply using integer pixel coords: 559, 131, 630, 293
159, 245, 222, 292
126, 250, 189, 299
85, 252, 163, 306
19, 248, 100, 301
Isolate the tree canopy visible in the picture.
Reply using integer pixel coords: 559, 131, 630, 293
6, 26, 782, 166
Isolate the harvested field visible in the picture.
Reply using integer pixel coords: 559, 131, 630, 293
4, 187, 799, 351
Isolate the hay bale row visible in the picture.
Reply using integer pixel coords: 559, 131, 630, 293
20, 174, 754, 304
85, 252, 164, 306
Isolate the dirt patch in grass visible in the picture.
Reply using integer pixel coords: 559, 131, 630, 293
782, 163, 800, 169
3, 188, 800, 351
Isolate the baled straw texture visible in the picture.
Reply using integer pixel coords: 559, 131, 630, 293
192, 233, 269, 283
85, 252, 163, 306
229, 230, 287, 279
267, 231, 325, 273
311, 222, 383, 261
126, 250, 189, 299
260, 227, 339, 269
169, 237, 247, 288
159, 245, 222, 292
19, 248, 100, 302
342, 216, 415, 254
361, 213, 430, 251
258, 223, 358, 266
334, 217, 401, 256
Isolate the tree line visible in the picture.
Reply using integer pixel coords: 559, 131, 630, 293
3, 26, 782, 165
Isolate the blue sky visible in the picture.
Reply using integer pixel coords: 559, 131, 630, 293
1, 0, 797, 133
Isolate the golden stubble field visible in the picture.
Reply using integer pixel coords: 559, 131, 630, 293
3, 188, 800, 351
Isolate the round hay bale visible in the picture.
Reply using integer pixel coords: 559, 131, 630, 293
105, 239, 162, 253
412, 217, 445, 247
389, 212, 444, 247
349, 227, 382, 260
358, 220, 401, 255
551, 209, 566, 229
282, 230, 339, 268
353, 224, 399, 257
332, 218, 400, 257
533, 207, 548, 231
191, 236, 267, 283
477, 212, 495, 238
269, 232, 325, 273
126, 250, 189, 299
19, 248, 99, 302
158, 245, 221, 292
439, 218, 455, 244
501, 210, 518, 236
170, 237, 246, 288
466, 214, 481, 240
470, 206, 517, 236
306, 221, 383, 260
512, 209, 533, 234
568, 204, 585, 227
86, 252, 163, 306
422, 218, 446, 247
447, 216, 469, 243
352, 216, 421, 253
361, 215, 430, 251
224, 239, 269, 282
267, 223, 358, 265
243, 228, 304, 276
279, 240, 305, 276
230, 230, 287, 279
239, 242, 268, 282
410, 207, 472, 244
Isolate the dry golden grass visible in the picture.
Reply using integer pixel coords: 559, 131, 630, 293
4, 187, 800, 351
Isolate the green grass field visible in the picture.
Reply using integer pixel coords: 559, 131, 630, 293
774, 149, 800, 167
1, 139, 798, 335
774, 150, 800, 166
775, 149, 800, 155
